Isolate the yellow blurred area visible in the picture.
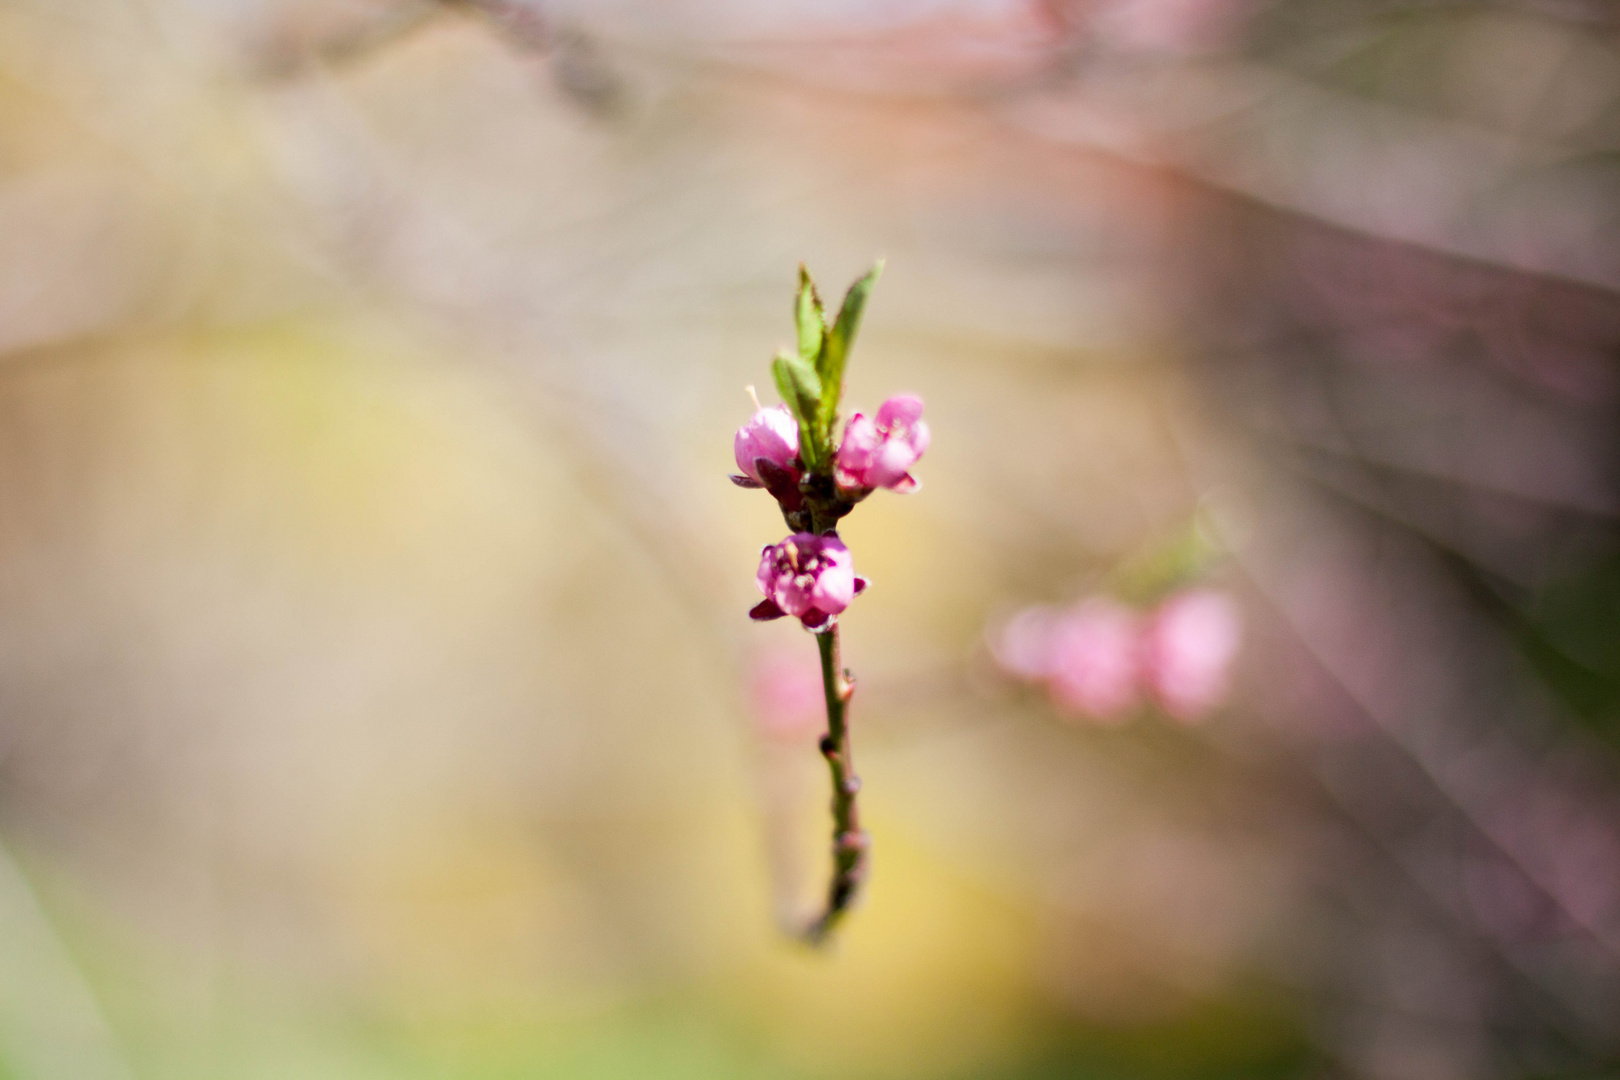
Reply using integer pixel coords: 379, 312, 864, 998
0, 312, 1081, 1077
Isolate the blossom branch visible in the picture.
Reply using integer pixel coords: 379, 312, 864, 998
731, 262, 927, 945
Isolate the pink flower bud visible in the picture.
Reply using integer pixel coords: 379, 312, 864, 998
1142, 589, 1241, 721
835, 394, 930, 493
733, 405, 801, 486
1046, 598, 1142, 722
750, 533, 870, 631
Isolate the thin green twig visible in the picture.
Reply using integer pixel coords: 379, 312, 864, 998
804, 623, 867, 945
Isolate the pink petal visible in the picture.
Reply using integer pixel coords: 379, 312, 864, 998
775, 575, 816, 618
811, 562, 857, 613
906, 419, 931, 456
887, 472, 920, 494
756, 547, 777, 595
734, 406, 800, 482
876, 394, 925, 430
869, 439, 920, 488
835, 413, 881, 488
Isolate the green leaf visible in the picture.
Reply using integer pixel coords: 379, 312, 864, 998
1106, 517, 1226, 606
795, 264, 824, 365
816, 260, 882, 433
771, 350, 821, 421
771, 349, 826, 469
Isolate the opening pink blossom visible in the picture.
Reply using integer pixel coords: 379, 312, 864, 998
732, 405, 801, 487
835, 394, 930, 492
751, 533, 870, 631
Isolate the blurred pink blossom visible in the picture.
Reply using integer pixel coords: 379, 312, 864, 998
751, 533, 869, 630
1091, 0, 1253, 56
989, 604, 1061, 681
835, 394, 930, 492
732, 404, 801, 486
991, 588, 1242, 724
1047, 598, 1143, 723
1142, 588, 1242, 722
748, 649, 826, 741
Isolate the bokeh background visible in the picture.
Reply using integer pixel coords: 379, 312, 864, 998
2, 0, 1620, 1077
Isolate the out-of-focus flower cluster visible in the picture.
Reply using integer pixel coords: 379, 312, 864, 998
990, 588, 1241, 724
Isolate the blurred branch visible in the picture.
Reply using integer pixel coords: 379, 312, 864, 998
447, 0, 553, 50
1266, 383, 1620, 966
254, 0, 554, 81
1235, 493, 1620, 954
252, 1, 445, 80
1007, 55, 1620, 293
1284, 739, 1605, 1053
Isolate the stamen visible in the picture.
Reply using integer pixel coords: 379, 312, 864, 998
745, 385, 762, 410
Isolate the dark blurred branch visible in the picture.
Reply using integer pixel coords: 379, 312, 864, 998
1245, 480, 1620, 958
254, 0, 553, 81
252, 1, 445, 80
443, 0, 552, 51
1007, 56, 1620, 295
